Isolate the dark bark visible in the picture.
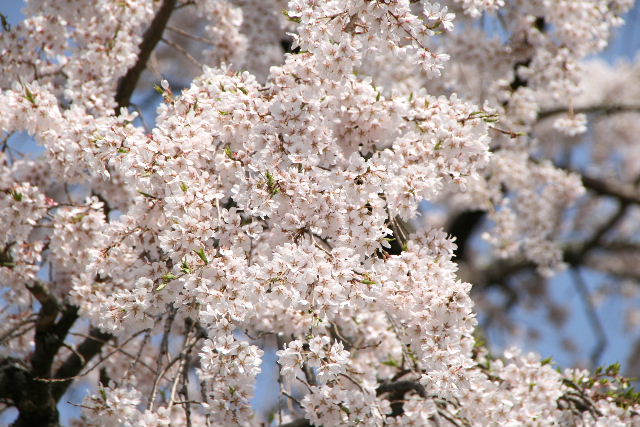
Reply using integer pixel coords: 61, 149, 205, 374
446, 210, 484, 261
0, 358, 60, 427
377, 380, 427, 417
114, 0, 179, 109
278, 380, 428, 426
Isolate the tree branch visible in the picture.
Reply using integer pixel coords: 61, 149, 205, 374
377, 380, 426, 398
114, 0, 178, 109
377, 380, 426, 417
538, 104, 640, 121
51, 327, 113, 401
278, 419, 312, 427
564, 201, 629, 266
570, 269, 607, 368
446, 210, 485, 261
49, 0, 178, 404
579, 173, 640, 206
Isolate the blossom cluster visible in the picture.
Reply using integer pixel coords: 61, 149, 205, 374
1, 0, 639, 426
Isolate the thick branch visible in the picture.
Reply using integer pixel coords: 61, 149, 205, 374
8, 281, 76, 427
28, 281, 61, 339
377, 380, 426, 417
114, 0, 178, 109
19, 283, 67, 427
579, 173, 640, 206
0, 358, 59, 427
446, 210, 485, 260
376, 380, 426, 398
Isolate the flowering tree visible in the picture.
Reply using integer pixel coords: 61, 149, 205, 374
2, 0, 640, 426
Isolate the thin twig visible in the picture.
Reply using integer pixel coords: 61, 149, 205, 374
282, 390, 303, 408
161, 37, 203, 68
37, 329, 149, 383
166, 25, 215, 45
570, 269, 607, 368
538, 104, 640, 121
0, 316, 36, 344
168, 322, 197, 412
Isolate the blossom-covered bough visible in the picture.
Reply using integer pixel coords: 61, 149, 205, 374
1, 0, 640, 426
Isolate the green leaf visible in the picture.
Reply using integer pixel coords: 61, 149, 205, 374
71, 213, 87, 224
180, 259, 192, 274
224, 145, 235, 160
162, 272, 178, 282
541, 357, 554, 366
382, 359, 400, 368
607, 362, 621, 376
179, 182, 188, 192
11, 190, 23, 202
137, 190, 159, 199
281, 11, 301, 23
156, 282, 168, 292
265, 170, 280, 196
194, 248, 208, 265
23, 86, 37, 106
0, 13, 11, 32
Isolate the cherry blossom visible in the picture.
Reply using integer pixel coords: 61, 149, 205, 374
1, 0, 640, 426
